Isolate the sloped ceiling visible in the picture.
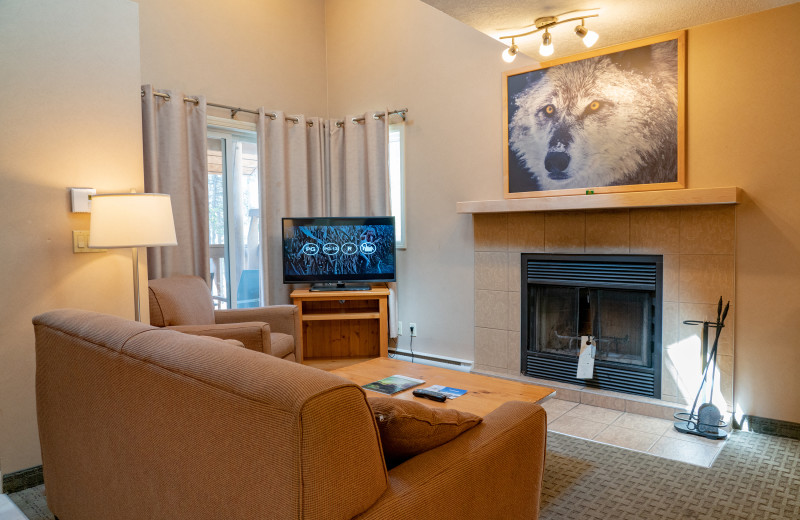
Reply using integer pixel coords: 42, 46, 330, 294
420, 0, 796, 61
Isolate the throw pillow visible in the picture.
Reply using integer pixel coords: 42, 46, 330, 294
368, 396, 482, 468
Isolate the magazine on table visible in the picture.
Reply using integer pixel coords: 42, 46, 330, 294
362, 375, 425, 395
423, 385, 467, 399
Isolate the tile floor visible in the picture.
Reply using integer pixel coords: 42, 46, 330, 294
541, 398, 726, 467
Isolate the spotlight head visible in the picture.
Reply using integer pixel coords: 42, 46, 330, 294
575, 24, 599, 48
539, 30, 554, 57
502, 43, 519, 63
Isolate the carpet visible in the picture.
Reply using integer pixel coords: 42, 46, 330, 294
9, 430, 800, 519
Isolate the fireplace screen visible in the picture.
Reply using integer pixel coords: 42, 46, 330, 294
532, 287, 653, 367
522, 254, 662, 398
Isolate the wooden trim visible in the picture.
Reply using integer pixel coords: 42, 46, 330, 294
457, 187, 741, 214
503, 30, 686, 199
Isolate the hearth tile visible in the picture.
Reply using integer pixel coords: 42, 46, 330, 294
544, 211, 585, 253
552, 387, 581, 402
507, 292, 521, 331
474, 213, 508, 252
648, 436, 719, 467
475, 252, 508, 291
579, 392, 626, 412
629, 207, 681, 254
625, 399, 683, 421
663, 254, 680, 302
680, 206, 735, 255
474, 327, 508, 369
475, 290, 508, 330
611, 412, 673, 435
678, 302, 734, 357
548, 414, 608, 439
508, 212, 545, 253
564, 404, 623, 424
662, 301, 680, 349
662, 425, 728, 447
539, 398, 579, 422
679, 255, 734, 305
507, 330, 521, 373
585, 210, 630, 253
508, 253, 522, 294
594, 424, 660, 452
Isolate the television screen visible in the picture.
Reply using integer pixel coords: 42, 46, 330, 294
282, 216, 396, 289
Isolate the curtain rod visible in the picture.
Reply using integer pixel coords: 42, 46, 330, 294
142, 89, 408, 128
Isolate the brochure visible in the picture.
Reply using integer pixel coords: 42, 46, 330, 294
424, 385, 467, 399
362, 375, 425, 395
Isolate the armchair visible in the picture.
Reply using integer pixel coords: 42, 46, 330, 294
148, 275, 302, 362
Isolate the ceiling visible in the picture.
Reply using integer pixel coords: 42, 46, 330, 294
420, 0, 797, 61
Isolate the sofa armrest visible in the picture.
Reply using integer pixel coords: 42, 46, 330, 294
356, 401, 547, 520
215, 305, 299, 337
215, 305, 301, 361
165, 322, 271, 355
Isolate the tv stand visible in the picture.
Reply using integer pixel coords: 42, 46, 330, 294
309, 282, 372, 292
291, 285, 389, 359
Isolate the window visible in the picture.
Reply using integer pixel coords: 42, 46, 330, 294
207, 117, 261, 309
388, 122, 406, 249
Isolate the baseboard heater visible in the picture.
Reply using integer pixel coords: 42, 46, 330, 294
389, 349, 472, 372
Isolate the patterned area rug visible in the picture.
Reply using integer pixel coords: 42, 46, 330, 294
9, 430, 800, 519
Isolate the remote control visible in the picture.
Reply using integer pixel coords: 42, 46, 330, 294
412, 389, 447, 402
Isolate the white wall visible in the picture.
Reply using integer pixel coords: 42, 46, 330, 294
0, 0, 144, 474
135, 0, 328, 117
325, 0, 537, 360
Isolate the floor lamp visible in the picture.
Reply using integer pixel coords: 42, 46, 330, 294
89, 193, 178, 321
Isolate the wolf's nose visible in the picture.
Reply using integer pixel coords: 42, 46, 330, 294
545, 151, 571, 174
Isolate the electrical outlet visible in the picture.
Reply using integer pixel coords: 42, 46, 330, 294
409, 322, 417, 337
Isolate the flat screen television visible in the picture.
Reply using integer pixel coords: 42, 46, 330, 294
282, 216, 396, 291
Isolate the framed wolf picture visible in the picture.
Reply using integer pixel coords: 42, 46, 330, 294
503, 31, 686, 198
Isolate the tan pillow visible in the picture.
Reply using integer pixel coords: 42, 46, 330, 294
368, 397, 482, 468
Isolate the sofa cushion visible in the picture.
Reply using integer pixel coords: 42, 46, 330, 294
367, 397, 482, 468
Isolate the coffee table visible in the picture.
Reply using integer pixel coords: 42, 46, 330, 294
331, 357, 555, 416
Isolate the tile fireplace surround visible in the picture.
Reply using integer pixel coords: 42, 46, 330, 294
471, 206, 735, 415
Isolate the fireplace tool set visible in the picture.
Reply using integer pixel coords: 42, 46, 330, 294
674, 297, 729, 440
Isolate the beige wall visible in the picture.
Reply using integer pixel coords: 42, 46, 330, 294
0, 0, 144, 474
325, 0, 538, 360
135, 0, 328, 118
686, 4, 800, 423
325, 2, 800, 423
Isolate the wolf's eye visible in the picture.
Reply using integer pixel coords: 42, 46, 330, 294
588, 101, 601, 111
542, 104, 556, 117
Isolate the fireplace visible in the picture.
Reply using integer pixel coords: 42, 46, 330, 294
521, 254, 663, 398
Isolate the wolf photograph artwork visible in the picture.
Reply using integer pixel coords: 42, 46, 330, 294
504, 33, 685, 197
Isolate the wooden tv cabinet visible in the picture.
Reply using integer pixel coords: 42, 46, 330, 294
290, 285, 389, 360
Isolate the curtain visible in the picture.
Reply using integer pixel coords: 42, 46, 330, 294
257, 110, 325, 304
141, 84, 210, 282
327, 112, 389, 217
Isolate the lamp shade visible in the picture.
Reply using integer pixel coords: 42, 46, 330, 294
89, 193, 178, 248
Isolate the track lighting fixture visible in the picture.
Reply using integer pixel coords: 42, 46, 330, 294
499, 9, 600, 60
502, 38, 519, 63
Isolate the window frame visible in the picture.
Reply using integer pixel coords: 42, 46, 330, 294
388, 121, 407, 250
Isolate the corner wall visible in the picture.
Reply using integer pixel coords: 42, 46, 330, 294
0, 0, 144, 474
324, 1, 800, 424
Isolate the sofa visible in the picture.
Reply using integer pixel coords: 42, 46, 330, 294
33, 309, 548, 520
148, 275, 302, 362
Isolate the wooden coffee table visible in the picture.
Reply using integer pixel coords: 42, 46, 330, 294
331, 357, 555, 416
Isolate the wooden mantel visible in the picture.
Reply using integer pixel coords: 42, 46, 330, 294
457, 187, 741, 214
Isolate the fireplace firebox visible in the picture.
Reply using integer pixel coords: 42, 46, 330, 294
521, 254, 662, 398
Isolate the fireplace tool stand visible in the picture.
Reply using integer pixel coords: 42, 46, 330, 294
674, 297, 730, 440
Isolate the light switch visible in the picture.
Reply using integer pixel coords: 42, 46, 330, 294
70, 188, 96, 213
73, 230, 104, 253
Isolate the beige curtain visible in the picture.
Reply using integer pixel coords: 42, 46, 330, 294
257, 110, 325, 304
141, 84, 210, 282
327, 112, 389, 217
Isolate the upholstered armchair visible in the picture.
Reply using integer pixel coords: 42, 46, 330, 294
148, 275, 302, 362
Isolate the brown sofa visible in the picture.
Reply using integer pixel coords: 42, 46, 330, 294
148, 275, 302, 362
33, 309, 548, 520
